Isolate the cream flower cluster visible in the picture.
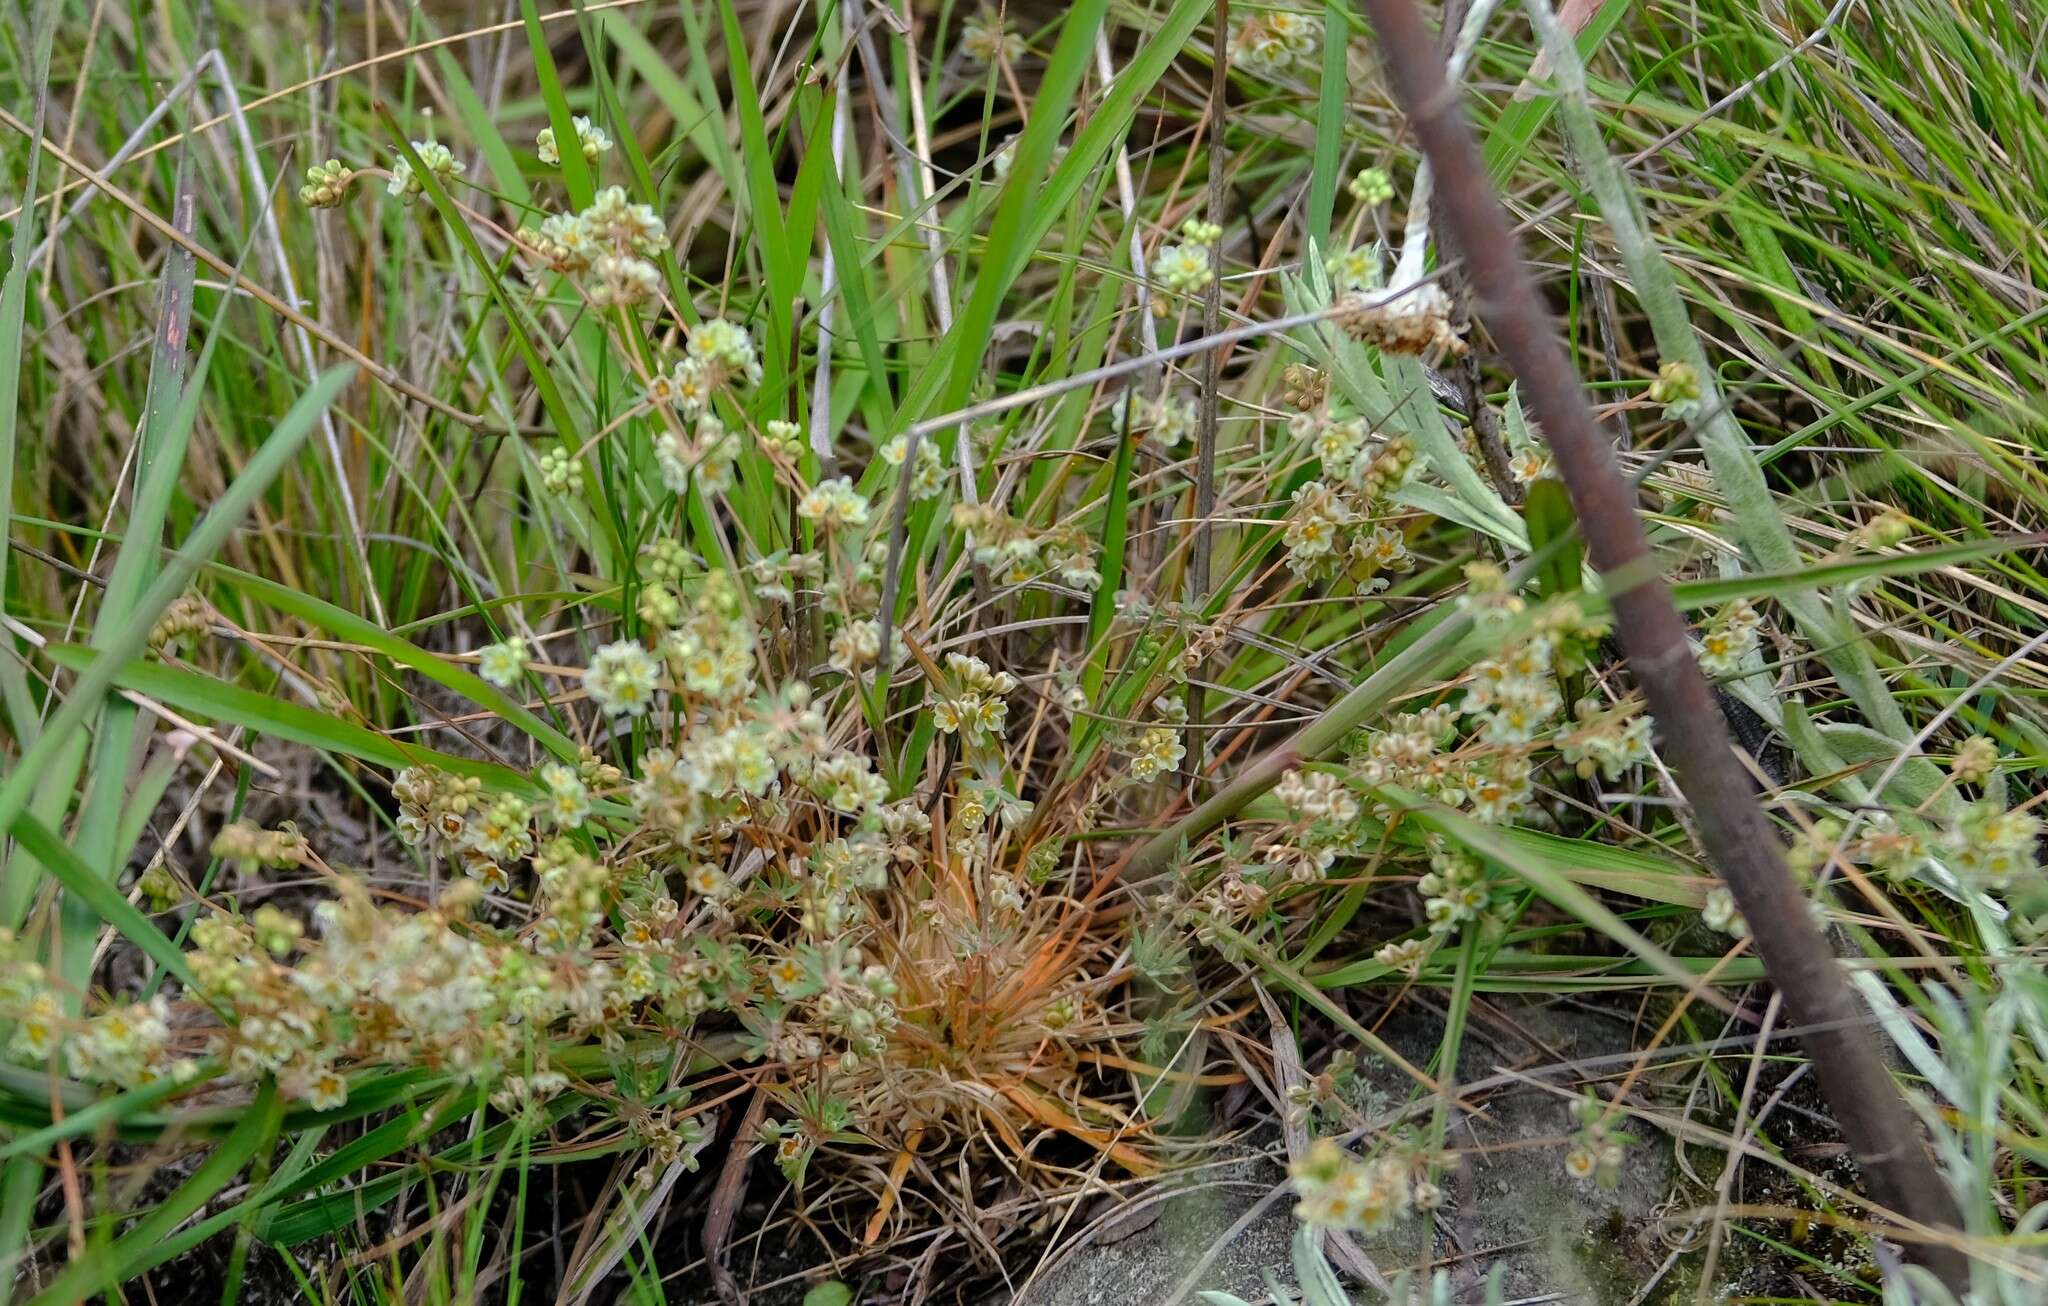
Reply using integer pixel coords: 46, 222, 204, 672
952, 502, 1101, 591
1280, 425, 1417, 582
1256, 768, 1363, 886
880, 434, 946, 499
519, 186, 669, 307
1417, 840, 1492, 934
1232, 10, 1320, 78
179, 878, 590, 1111
1947, 802, 2044, 887
1290, 1138, 1417, 1233
933, 653, 1017, 740
1, 930, 194, 1090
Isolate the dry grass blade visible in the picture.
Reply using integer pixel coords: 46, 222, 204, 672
0, 108, 486, 427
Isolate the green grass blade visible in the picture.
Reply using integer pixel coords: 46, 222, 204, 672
25, 1083, 281, 1306
0, 365, 353, 839
37, 646, 539, 790
5, 810, 201, 993
0, 3, 57, 751
208, 566, 578, 761
523, 0, 595, 206
1306, 0, 1353, 249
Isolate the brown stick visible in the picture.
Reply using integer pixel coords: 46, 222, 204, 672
1184, 0, 1230, 786
1352, 0, 1966, 1286
705, 1087, 768, 1306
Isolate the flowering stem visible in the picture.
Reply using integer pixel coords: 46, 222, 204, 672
1121, 604, 1473, 886
1354, 0, 1968, 1286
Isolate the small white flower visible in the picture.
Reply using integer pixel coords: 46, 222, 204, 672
687, 318, 763, 387
305, 1064, 349, 1111
477, 638, 529, 688
538, 762, 590, 829
829, 619, 881, 673
1702, 887, 1747, 938
1152, 243, 1214, 294
1128, 726, 1185, 782
797, 477, 872, 530
537, 115, 613, 165
387, 140, 463, 203
584, 641, 661, 717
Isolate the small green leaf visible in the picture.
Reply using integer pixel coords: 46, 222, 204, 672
1819, 723, 1965, 822
1524, 477, 1583, 599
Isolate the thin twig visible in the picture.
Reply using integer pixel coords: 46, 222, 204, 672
1354, 0, 1967, 1286
706, 1087, 769, 1306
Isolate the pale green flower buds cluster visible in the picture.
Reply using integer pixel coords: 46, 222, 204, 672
1348, 165, 1394, 206
1648, 359, 1702, 421
520, 186, 668, 307
211, 820, 309, 875
148, 592, 210, 654
299, 158, 354, 209
762, 419, 806, 457
539, 445, 584, 494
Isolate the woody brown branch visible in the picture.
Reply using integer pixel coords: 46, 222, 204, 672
1352, 0, 1968, 1288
